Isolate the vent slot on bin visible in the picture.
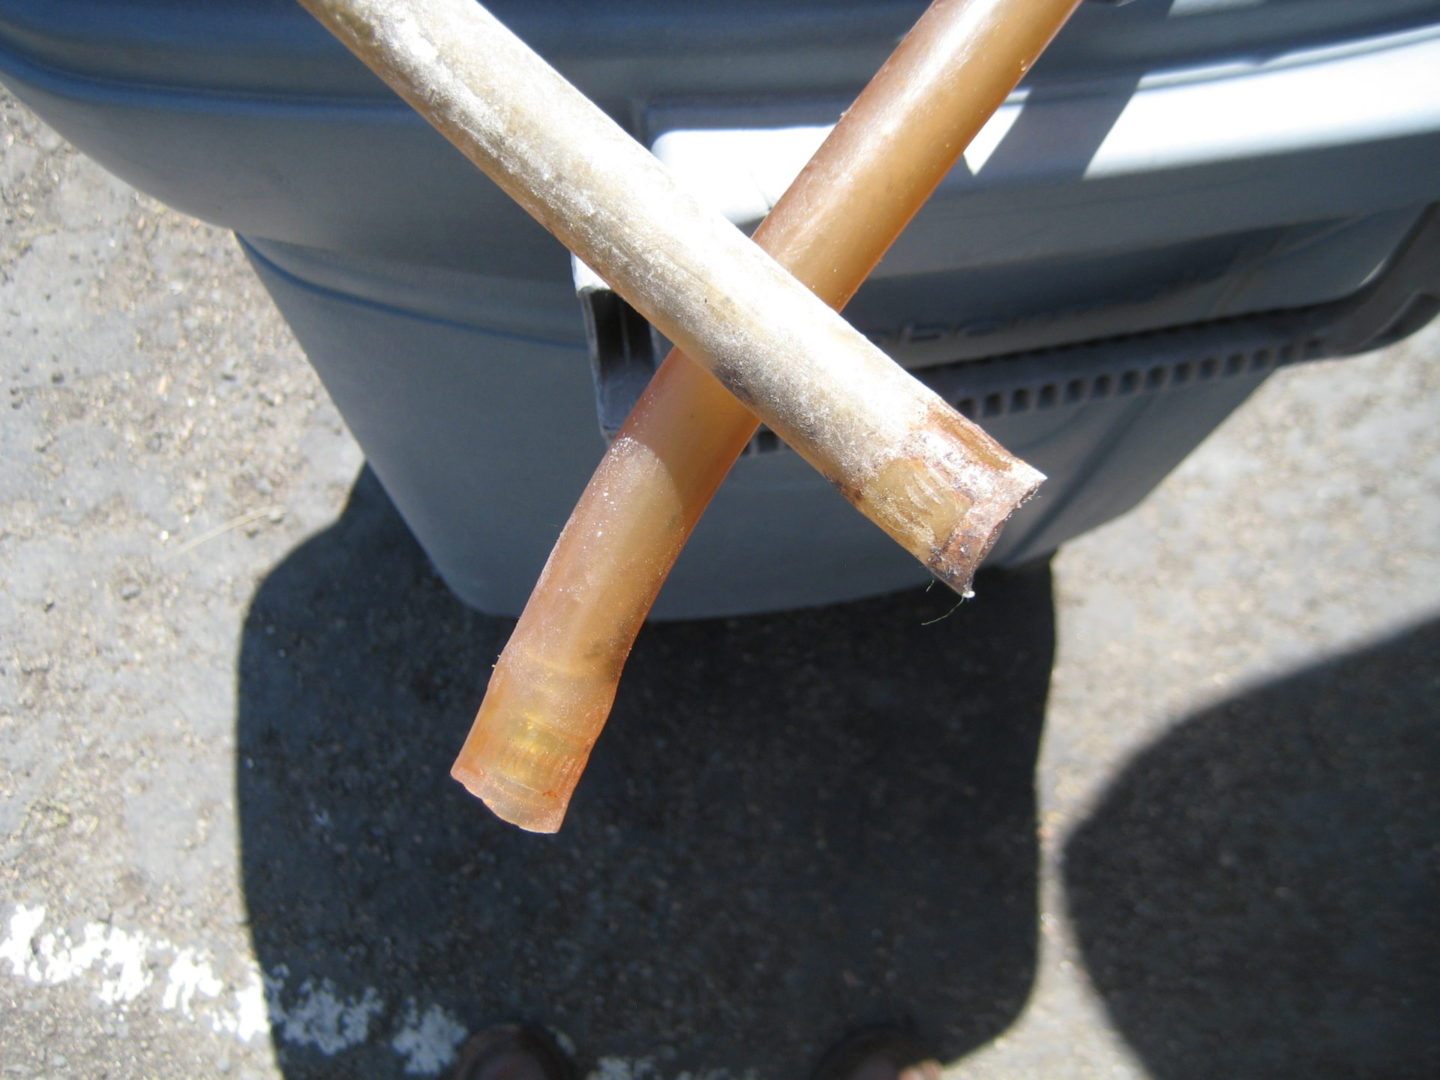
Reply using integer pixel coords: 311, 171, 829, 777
573, 203, 1439, 456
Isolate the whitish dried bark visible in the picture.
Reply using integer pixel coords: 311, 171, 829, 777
299, 0, 1061, 831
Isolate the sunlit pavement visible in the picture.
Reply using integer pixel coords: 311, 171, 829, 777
3, 89, 1437, 1080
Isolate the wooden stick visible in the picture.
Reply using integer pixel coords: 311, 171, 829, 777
452, 0, 1078, 832
298, 0, 1067, 830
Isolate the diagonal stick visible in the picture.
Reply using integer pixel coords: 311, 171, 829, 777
298, 0, 1074, 830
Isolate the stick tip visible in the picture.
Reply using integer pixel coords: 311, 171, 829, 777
909, 405, 1045, 595
451, 762, 568, 834
927, 458, 1045, 595
845, 420, 1044, 599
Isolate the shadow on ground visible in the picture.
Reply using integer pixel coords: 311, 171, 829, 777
1066, 617, 1440, 1080
237, 469, 1052, 1079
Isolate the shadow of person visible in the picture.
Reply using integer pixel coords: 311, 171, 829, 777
1065, 618, 1440, 1080
238, 468, 1053, 1079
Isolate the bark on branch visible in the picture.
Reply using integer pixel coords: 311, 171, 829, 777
298, 0, 1071, 831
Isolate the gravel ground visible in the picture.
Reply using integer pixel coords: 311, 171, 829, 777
3, 88, 1438, 1080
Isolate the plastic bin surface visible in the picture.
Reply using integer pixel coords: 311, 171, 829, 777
3, 0, 1438, 614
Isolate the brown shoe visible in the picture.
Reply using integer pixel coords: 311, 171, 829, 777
811, 1027, 943, 1080
447, 1023, 577, 1080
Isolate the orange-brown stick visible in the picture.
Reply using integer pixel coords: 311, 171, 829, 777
452, 0, 1081, 831
303, 0, 1045, 587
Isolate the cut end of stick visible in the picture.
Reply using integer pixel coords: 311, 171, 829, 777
450, 655, 612, 834
925, 459, 1045, 593
845, 404, 1045, 596
451, 761, 568, 834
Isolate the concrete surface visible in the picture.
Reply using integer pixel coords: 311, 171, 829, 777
3, 86, 1438, 1080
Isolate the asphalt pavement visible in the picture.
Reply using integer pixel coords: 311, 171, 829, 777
2, 88, 1438, 1080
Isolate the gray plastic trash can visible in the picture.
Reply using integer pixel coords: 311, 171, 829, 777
3, 0, 1438, 616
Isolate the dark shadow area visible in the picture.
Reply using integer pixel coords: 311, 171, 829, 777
1065, 618, 1440, 1080
238, 469, 1054, 1079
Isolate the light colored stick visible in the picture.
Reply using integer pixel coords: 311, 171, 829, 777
298, 0, 1043, 585
299, 0, 1060, 832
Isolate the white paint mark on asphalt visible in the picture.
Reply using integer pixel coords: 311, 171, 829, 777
3, 904, 154, 1005
163, 946, 224, 1017
273, 973, 384, 1055
2, 903, 254, 1030
83, 922, 155, 1005
2, 903, 734, 1080
212, 967, 272, 1044
0, 904, 47, 974
392, 999, 469, 1075
0, 903, 453, 1072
